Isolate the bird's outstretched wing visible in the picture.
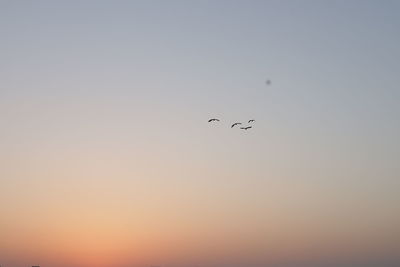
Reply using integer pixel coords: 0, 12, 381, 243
208, 118, 220, 122
248, 119, 255, 123
231, 122, 242, 128
241, 126, 252, 130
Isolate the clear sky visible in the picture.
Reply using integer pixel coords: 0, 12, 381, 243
1, 1, 399, 267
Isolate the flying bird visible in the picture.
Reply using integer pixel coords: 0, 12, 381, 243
208, 118, 220, 122
240, 126, 252, 130
231, 122, 242, 128
248, 119, 255, 123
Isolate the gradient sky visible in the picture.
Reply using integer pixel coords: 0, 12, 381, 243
1, 1, 399, 267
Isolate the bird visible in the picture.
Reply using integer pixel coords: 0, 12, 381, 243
240, 126, 252, 130
208, 118, 220, 122
266, 79, 271, 85
248, 119, 255, 123
231, 122, 242, 128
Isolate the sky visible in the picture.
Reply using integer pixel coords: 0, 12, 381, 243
0, 1, 399, 267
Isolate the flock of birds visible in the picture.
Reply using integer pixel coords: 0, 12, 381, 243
207, 79, 271, 131
208, 118, 255, 130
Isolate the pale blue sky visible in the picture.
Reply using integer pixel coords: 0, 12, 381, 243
1, 1, 399, 267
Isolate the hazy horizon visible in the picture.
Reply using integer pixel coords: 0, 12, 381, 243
1, 1, 399, 267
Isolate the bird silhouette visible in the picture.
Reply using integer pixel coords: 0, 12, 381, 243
248, 119, 255, 123
231, 122, 242, 128
240, 126, 252, 130
208, 118, 220, 122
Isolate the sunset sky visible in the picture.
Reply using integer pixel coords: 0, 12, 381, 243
1, 1, 399, 267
